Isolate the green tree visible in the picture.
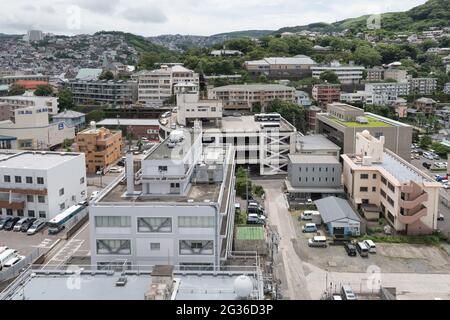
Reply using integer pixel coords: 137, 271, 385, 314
319, 71, 340, 84
267, 38, 289, 55
7, 84, 26, 96
352, 45, 382, 67
99, 70, 115, 80
419, 135, 432, 149
34, 84, 54, 96
58, 88, 74, 110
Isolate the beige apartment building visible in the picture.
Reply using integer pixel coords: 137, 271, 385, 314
75, 126, 123, 174
342, 131, 441, 235
208, 84, 295, 111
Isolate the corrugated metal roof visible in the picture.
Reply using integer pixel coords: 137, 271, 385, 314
314, 196, 361, 223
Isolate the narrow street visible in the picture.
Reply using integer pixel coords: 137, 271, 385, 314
255, 179, 311, 300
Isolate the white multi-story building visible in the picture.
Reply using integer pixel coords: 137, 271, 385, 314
135, 65, 199, 107
89, 127, 236, 268
0, 150, 87, 220
311, 61, 365, 84
176, 92, 223, 127
0, 94, 58, 115
408, 78, 437, 95
0, 106, 75, 150
365, 82, 410, 105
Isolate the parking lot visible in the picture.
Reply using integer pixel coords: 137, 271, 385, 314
292, 210, 450, 274
0, 227, 59, 257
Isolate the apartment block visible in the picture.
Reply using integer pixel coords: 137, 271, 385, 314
75, 126, 123, 174
365, 82, 410, 98
208, 84, 295, 111
408, 78, 437, 95
0, 150, 87, 221
89, 127, 236, 268
67, 79, 138, 106
176, 92, 223, 126
312, 84, 341, 109
415, 97, 437, 115
244, 56, 316, 80
316, 103, 412, 161
342, 131, 441, 235
135, 65, 199, 107
0, 94, 59, 116
311, 61, 365, 84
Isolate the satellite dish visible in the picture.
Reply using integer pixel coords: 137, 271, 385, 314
234, 275, 253, 299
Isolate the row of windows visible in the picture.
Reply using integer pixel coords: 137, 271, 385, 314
360, 187, 376, 193
4, 175, 44, 184
1, 209, 46, 218
94, 216, 215, 231
299, 167, 335, 173
27, 195, 46, 203
360, 173, 377, 180
96, 239, 213, 256
299, 177, 335, 183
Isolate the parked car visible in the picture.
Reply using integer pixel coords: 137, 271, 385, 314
363, 240, 377, 253
308, 236, 327, 248
356, 242, 369, 257
27, 219, 46, 235
301, 211, 314, 220
78, 200, 89, 207
344, 243, 357, 257
248, 213, 266, 221
247, 215, 265, 225
13, 217, 32, 232
109, 167, 123, 173
3, 217, 20, 231
423, 162, 431, 169
0, 217, 13, 230
20, 218, 36, 232
3, 255, 23, 268
302, 223, 317, 233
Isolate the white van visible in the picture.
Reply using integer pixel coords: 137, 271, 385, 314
301, 211, 314, 220
308, 236, 327, 248
363, 240, 377, 253
302, 223, 317, 233
356, 242, 369, 257
3, 255, 22, 268
0, 249, 17, 267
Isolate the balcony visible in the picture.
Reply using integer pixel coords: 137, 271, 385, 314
0, 193, 25, 210
398, 207, 427, 225
400, 192, 428, 210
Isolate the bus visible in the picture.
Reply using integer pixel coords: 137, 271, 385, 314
254, 113, 281, 122
47, 205, 87, 235
260, 122, 281, 129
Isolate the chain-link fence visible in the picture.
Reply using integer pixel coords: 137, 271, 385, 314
0, 248, 44, 282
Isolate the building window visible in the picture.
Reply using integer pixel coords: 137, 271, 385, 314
95, 216, 131, 228
96, 239, 131, 255
6, 209, 13, 216
27, 195, 34, 202
59, 188, 65, 196
39, 211, 46, 218
388, 183, 395, 193
137, 217, 172, 233
158, 166, 168, 172
360, 187, 368, 192
387, 196, 394, 207
372, 187, 376, 192
15, 176, 22, 183
17, 209, 24, 217
80, 177, 85, 184
59, 203, 65, 210
26, 177, 33, 184
381, 176, 387, 185
380, 189, 386, 198
150, 243, 161, 251
372, 174, 377, 179
37, 177, 44, 185
178, 216, 214, 228
360, 174, 369, 180
28, 210, 35, 217
4, 175, 10, 183
179, 240, 213, 255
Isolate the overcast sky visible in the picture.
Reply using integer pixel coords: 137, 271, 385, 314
0, 0, 427, 37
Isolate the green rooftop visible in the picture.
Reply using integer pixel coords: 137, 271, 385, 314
236, 226, 265, 240
329, 115, 392, 128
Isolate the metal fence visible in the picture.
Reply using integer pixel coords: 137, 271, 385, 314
0, 247, 44, 282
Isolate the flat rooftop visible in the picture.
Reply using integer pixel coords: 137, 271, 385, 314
144, 132, 196, 161
97, 118, 160, 127
2, 269, 262, 300
212, 84, 295, 91
0, 151, 82, 170
347, 151, 435, 183
327, 115, 393, 128
217, 116, 295, 132
289, 154, 340, 164
296, 134, 340, 151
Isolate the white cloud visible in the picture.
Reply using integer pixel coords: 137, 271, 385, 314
0, 0, 428, 36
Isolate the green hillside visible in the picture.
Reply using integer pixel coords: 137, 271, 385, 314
277, 0, 450, 34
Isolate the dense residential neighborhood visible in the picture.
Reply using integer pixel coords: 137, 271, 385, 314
0, 0, 449, 303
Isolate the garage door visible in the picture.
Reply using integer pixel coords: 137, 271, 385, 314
334, 227, 345, 235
